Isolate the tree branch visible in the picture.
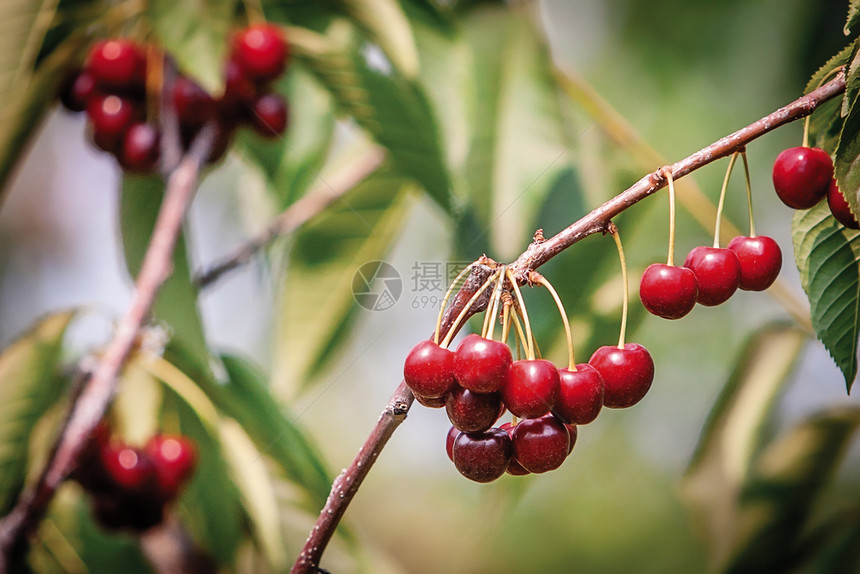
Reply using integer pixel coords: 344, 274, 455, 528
0, 125, 217, 573
291, 72, 847, 573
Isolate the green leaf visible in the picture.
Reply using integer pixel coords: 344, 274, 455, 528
681, 324, 807, 568
805, 44, 854, 155
0, 311, 75, 512
120, 176, 211, 375
333, 0, 420, 77
842, 39, 860, 118
273, 170, 412, 394
458, 3, 573, 260
723, 408, 860, 574
834, 94, 860, 226
805, 43, 853, 95
147, 0, 236, 94
847, 0, 860, 36
292, 25, 454, 213
796, 507, 860, 574
792, 202, 860, 389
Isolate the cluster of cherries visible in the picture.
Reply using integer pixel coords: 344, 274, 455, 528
59, 24, 290, 171
404, 265, 654, 483
71, 423, 197, 531
772, 145, 859, 229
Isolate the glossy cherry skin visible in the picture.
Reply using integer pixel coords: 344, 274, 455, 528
252, 93, 289, 137
173, 76, 215, 130
233, 24, 289, 83
511, 416, 569, 474
404, 340, 456, 399
683, 246, 741, 306
499, 422, 530, 475
452, 428, 512, 483
727, 236, 783, 291
827, 179, 860, 230
500, 359, 559, 419
772, 146, 832, 209
415, 393, 447, 409
639, 264, 698, 319
60, 70, 98, 112
565, 424, 578, 455
553, 364, 604, 425
445, 426, 460, 462
145, 435, 197, 498
120, 123, 160, 172
445, 386, 503, 433
100, 445, 156, 493
87, 39, 146, 91
87, 95, 140, 152
588, 343, 655, 409
454, 334, 512, 393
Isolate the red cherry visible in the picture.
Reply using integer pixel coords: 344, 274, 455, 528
415, 393, 447, 408
454, 334, 512, 393
173, 76, 215, 130
683, 246, 741, 306
445, 385, 503, 433
219, 59, 257, 121
553, 364, 604, 425
827, 179, 860, 230
445, 426, 460, 462
251, 93, 289, 138
100, 445, 156, 492
500, 359, 559, 419
511, 416, 569, 474
87, 94, 140, 153
639, 264, 698, 319
565, 424, 578, 455
452, 428, 512, 483
588, 343, 654, 409
120, 123, 160, 172
727, 236, 782, 291
233, 24, 288, 83
145, 435, 197, 497
772, 146, 832, 209
60, 70, 99, 112
87, 39, 146, 91
499, 422, 530, 476
404, 340, 456, 399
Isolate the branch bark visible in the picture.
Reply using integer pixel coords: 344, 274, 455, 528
291, 72, 847, 573
0, 125, 217, 573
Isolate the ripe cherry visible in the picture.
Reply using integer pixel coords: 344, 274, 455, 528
87, 94, 139, 152
500, 359, 559, 419
87, 39, 146, 91
499, 422, 530, 476
404, 340, 456, 399
100, 445, 156, 493
726, 236, 782, 291
121, 123, 160, 172
683, 246, 741, 306
415, 393, 447, 408
445, 426, 460, 462
60, 70, 98, 112
827, 179, 860, 230
772, 146, 832, 209
553, 364, 604, 425
454, 334, 512, 393
588, 343, 654, 409
233, 24, 288, 83
145, 435, 197, 497
220, 59, 257, 119
511, 416, 569, 474
445, 386, 503, 433
639, 264, 698, 319
565, 423, 578, 455
452, 428, 512, 483
252, 93, 289, 137
173, 76, 215, 130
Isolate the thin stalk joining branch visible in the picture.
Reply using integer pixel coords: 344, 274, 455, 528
533, 273, 575, 370
609, 225, 629, 349
741, 151, 755, 237
664, 167, 677, 267
714, 152, 739, 249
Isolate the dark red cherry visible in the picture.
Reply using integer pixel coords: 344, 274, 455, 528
120, 123, 160, 172
60, 70, 99, 112
71, 421, 113, 493
639, 264, 698, 319
772, 146, 832, 209
588, 343, 654, 409
404, 340, 456, 399
233, 24, 289, 83
683, 246, 741, 306
827, 179, 860, 230
220, 59, 257, 121
445, 426, 460, 462
565, 424, 578, 455
511, 416, 569, 474
500, 359, 559, 419
415, 393, 447, 408
445, 386, 503, 433
553, 364, 604, 425
87, 39, 146, 91
454, 334, 512, 393
100, 445, 156, 493
251, 93, 289, 137
499, 422, 530, 475
87, 95, 140, 153
727, 236, 783, 291
145, 435, 197, 497
173, 76, 215, 130
452, 428, 512, 483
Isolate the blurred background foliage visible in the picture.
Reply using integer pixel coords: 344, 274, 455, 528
0, 0, 859, 572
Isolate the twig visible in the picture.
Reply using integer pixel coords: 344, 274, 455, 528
194, 147, 388, 289
291, 72, 847, 573
0, 125, 217, 573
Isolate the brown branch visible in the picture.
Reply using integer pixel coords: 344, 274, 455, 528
0, 125, 217, 573
291, 72, 847, 573
194, 147, 387, 289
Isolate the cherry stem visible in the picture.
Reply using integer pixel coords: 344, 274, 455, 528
506, 268, 535, 360
610, 224, 629, 349
533, 273, 575, 370
804, 66, 844, 149
714, 152, 738, 249
440, 269, 503, 349
803, 115, 811, 148
486, 266, 507, 341
663, 167, 677, 266
741, 150, 755, 237
510, 309, 531, 359
435, 263, 477, 346
501, 299, 512, 345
